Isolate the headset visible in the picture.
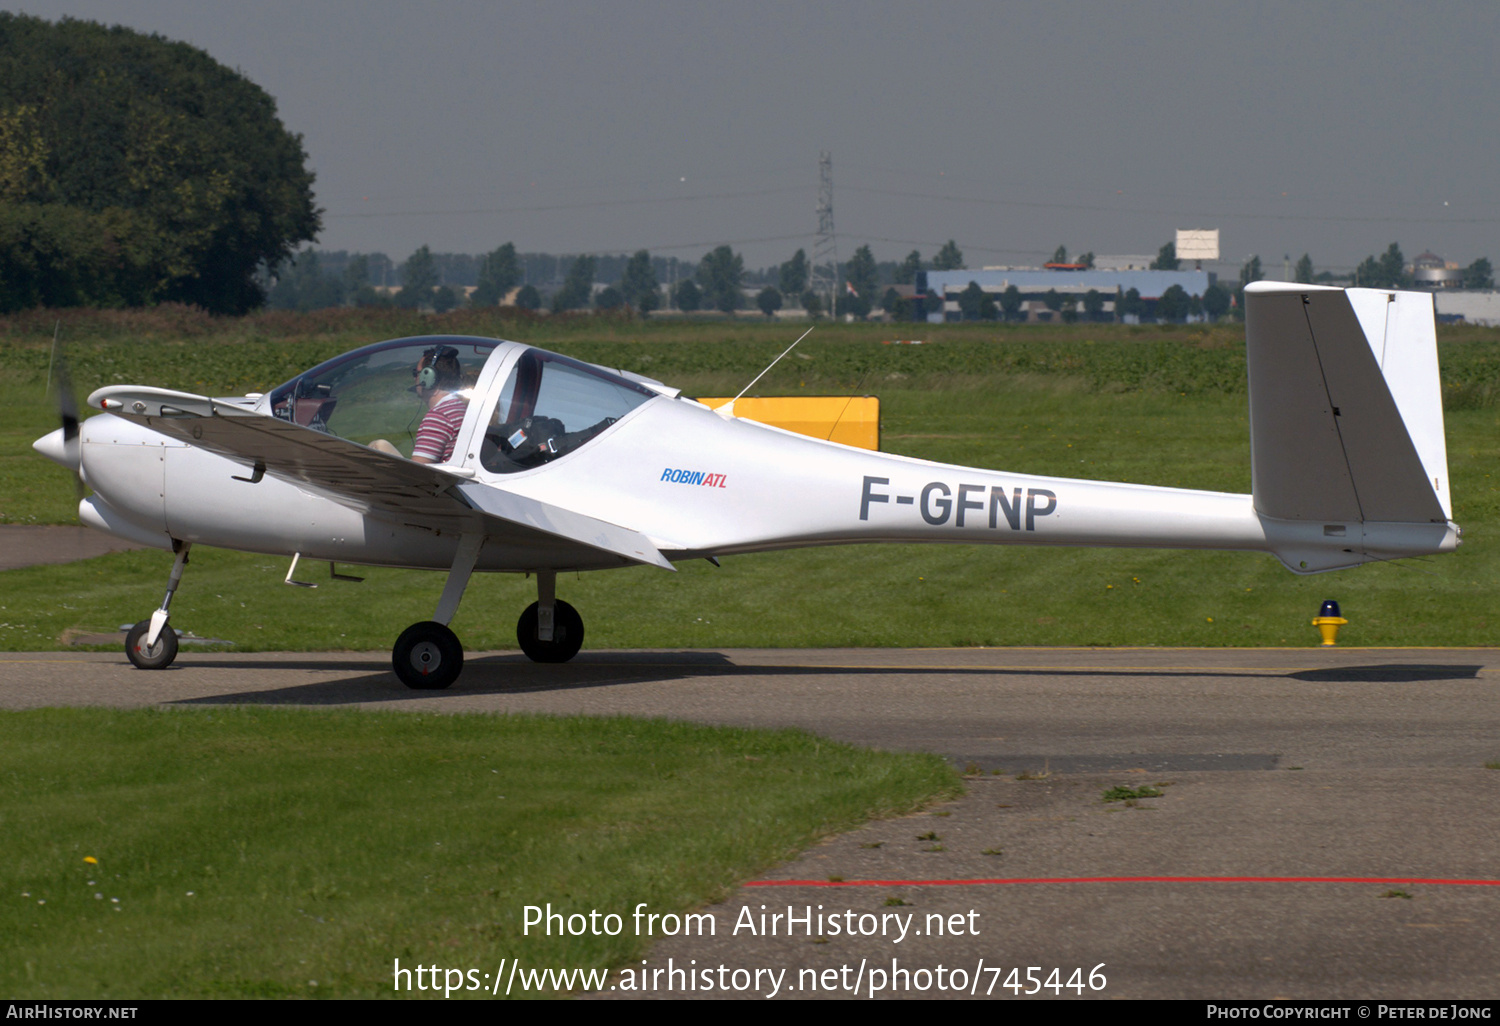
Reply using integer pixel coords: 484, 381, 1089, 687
413, 345, 460, 390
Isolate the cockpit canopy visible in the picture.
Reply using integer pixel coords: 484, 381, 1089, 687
265, 335, 657, 470
477, 347, 657, 473
267, 337, 494, 456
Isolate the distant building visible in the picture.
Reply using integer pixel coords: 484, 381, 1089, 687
1412, 251, 1464, 289
921, 267, 1214, 323
1093, 254, 1157, 271
1434, 292, 1500, 326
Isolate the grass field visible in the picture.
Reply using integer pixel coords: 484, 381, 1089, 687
3, 307, 1500, 650
0, 705, 958, 998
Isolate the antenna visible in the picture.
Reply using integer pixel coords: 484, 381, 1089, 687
809, 151, 838, 317
715, 326, 815, 419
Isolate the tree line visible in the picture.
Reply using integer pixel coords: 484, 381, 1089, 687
268, 237, 1498, 325
264, 238, 984, 319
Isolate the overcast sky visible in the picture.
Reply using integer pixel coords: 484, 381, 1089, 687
13, 0, 1499, 275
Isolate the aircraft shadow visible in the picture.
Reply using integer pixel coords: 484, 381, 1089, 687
1287, 664, 1482, 683
169, 656, 1488, 708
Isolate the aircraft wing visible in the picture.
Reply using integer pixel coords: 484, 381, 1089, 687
87, 386, 673, 571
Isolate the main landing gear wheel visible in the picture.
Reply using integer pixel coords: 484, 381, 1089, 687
125, 620, 179, 670
392, 621, 464, 690
516, 600, 584, 663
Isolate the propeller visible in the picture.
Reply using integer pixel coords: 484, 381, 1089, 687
34, 322, 86, 500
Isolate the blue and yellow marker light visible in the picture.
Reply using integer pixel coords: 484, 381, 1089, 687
1312, 600, 1347, 646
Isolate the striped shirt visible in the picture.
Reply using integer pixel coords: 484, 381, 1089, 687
411, 393, 468, 462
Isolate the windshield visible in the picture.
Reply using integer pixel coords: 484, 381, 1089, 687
267, 337, 495, 455
479, 349, 655, 473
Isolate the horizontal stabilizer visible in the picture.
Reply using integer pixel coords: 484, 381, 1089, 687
1244, 283, 1450, 525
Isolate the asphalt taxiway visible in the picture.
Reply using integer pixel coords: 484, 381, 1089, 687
2, 646, 1496, 999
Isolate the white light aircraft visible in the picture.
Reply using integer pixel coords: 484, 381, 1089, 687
33, 282, 1459, 688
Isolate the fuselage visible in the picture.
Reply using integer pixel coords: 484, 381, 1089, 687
40, 336, 1460, 576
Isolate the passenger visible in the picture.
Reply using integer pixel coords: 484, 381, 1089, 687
408, 345, 468, 464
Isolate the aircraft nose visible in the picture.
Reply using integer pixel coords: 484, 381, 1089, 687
34, 426, 80, 471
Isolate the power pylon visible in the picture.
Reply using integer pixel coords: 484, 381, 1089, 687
809, 151, 838, 316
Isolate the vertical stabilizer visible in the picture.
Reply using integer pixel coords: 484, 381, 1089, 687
1244, 282, 1450, 527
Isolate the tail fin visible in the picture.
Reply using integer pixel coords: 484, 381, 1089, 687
1244, 281, 1455, 570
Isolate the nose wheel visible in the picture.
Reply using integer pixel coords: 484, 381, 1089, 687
516, 599, 584, 663
392, 621, 464, 689
125, 619, 179, 670
126, 541, 190, 670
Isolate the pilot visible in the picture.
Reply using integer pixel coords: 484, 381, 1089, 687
408, 346, 469, 464
370, 346, 469, 462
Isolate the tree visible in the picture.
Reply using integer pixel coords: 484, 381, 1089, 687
551, 255, 595, 311
1294, 253, 1315, 284
1150, 242, 1179, 271
696, 245, 744, 313
1234, 255, 1263, 321
0, 13, 319, 314
432, 284, 459, 313
1051, 245, 1068, 265
513, 284, 541, 311
779, 249, 809, 297
922, 290, 942, 320
932, 239, 964, 271
673, 278, 701, 312
1463, 257, 1494, 290
1078, 251, 1095, 269
1239, 255, 1264, 289
957, 282, 984, 320
957, 282, 996, 321
618, 249, 659, 314
1082, 288, 1105, 322
800, 289, 822, 317
1378, 243, 1408, 288
755, 286, 783, 318
1000, 284, 1023, 322
471, 242, 520, 306
1354, 243, 1407, 288
1118, 287, 1143, 321
895, 250, 923, 286
345, 253, 370, 290
395, 245, 438, 309
845, 244, 878, 318
1043, 289, 1063, 314
1157, 284, 1189, 323
343, 253, 383, 307
595, 285, 624, 311
265, 249, 345, 311
883, 287, 910, 321
1061, 295, 1079, 323
1202, 282, 1231, 321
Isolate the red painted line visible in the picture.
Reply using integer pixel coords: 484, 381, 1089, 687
744, 876, 1500, 887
